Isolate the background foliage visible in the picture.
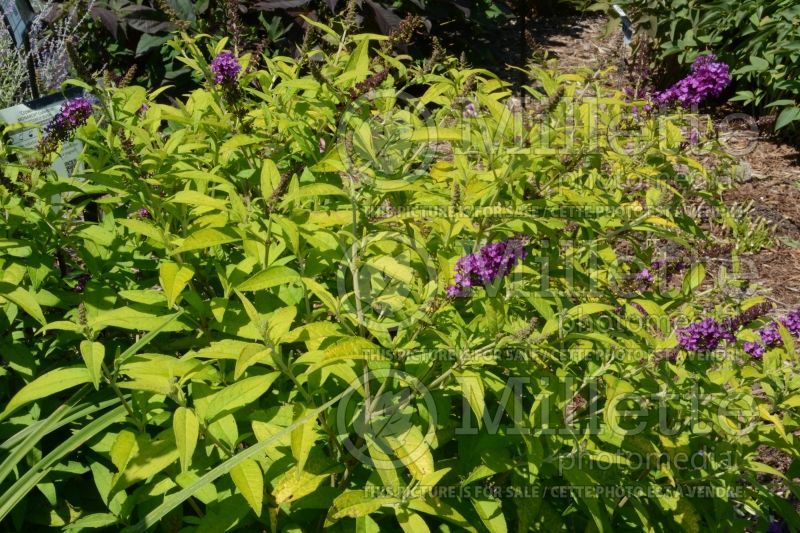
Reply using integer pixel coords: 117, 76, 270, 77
594, 0, 800, 130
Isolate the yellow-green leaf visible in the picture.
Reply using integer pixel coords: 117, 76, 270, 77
204, 372, 280, 422
456, 371, 485, 430
0, 283, 46, 326
260, 159, 280, 202
173, 228, 240, 254
238, 266, 301, 291
79, 340, 105, 390
291, 404, 317, 475
159, 262, 195, 308
110, 430, 138, 473
173, 407, 199, 472
230, 459, 263, 516
0, 367, 90, 421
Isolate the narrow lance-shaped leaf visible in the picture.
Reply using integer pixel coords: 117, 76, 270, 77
230, 459, 263, 516
159, 262, 195, 308
0, 367, 91, 421
291, 404, 316, 476
0, 283, 46, 326
79, 341, 105, 390
173, 407, 199, 472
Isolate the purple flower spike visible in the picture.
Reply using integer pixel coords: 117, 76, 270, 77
653, 54, 730, 108
636, 268, 654, 284
677, 318, 735, 353
447, 236, 528, 297
44, 97, 93, 143
210, 51, 241, 85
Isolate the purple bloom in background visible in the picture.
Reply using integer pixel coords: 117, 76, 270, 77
636, 268, 654, 284
44, 97, 93, 143
463, 102, 478, 118
677, 318, 735, 353
631, 303, 648, 317
743, 341, 765, 359
73, 273, 90, 293
689, 129, 699, 145
768, 520, 786, 533
653, 54, 731, 108
138, 208, 151, 219
210, 51, 241, 85
319, 138, 327, 153
139, 103, 149, 114
447, 236, 528, 297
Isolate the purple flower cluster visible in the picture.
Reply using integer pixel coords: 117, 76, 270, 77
676, 305, 798, 359
447, 237, 528, 297
210, 51, 241, 85
677, 318, 735, 353
759, 323, 783, 347
44, 97, 93, 143
635, 268, 654, 284
463, 102, 478, 118
653, 54, 731, 108
73, 273, 90, 294
781, 309, 800, 336
739, 308, 800, 359
743, 341, 765, 359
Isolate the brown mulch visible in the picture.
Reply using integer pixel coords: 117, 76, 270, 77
721, 133, 800, 312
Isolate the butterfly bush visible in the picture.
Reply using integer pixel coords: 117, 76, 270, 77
653, 54, 731, 107
447, 236, 528, 297
210, 51, 241, 85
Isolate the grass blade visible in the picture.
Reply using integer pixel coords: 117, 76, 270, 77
0, 404, 128, 522
125, 387, 353, 532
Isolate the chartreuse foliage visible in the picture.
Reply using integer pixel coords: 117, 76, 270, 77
1, 22, 799, 532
